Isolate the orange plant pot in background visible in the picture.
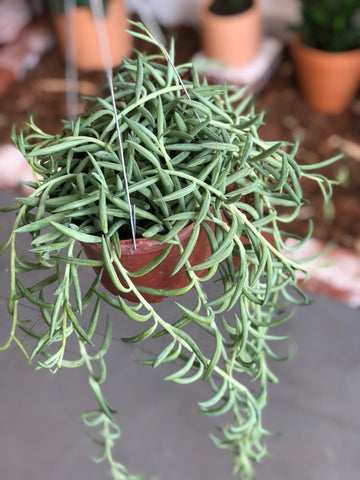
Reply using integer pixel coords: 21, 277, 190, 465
290, 37, 360, 115
198, 0, 262, 65
51, 0, 131, 71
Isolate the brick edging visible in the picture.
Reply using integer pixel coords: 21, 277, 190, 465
285, 238, 360, 308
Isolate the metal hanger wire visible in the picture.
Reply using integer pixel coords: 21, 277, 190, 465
63, 0, 200, 249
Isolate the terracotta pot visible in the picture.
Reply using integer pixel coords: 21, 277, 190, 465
198, 0, 262, 65
290, 36, 360, 115
51, 0, 131, 71
82, 222, 213, 303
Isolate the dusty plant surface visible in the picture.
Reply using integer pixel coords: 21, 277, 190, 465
0, 22, 359, 252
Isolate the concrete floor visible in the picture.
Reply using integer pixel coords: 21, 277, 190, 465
0, 189, 359, 480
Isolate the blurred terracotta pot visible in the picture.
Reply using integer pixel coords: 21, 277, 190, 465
290, 36, 360, 115
82, 222, 213, 304
198, 0, 262, 65
51, 0, 131, 71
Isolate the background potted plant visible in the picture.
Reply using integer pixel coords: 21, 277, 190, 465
290, 0, 360, 114
46, 0, 131, 70
0, 21, 339, 480
198, 0, 262, 65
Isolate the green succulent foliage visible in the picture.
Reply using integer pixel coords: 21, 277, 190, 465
0, 21, 338, 480
46, 0, 110, 15
210, 0, 253, 16
294, 0, 360, 51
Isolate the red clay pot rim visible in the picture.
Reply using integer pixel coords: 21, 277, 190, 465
97, 221, 199, 256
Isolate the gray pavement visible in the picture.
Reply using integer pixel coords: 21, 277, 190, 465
0, 189, 359, 480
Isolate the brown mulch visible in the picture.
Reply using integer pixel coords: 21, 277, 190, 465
0, 22, 359, 253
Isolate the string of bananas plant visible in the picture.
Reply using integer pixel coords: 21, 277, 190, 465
0, 22, 339, 480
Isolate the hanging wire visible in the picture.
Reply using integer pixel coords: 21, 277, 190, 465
64, 0, 201, 248
89, 0, 137, 249
132, 0, 201, 122
63, 0, 137, 248
64, 0, 78, 126
130, 0, 167, 46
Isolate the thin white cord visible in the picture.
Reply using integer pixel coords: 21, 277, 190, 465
64, 0, 78, 125
132, 0, 201, 122
88, 0, 137, 248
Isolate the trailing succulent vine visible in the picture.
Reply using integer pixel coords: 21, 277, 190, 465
0, 22, 338, 480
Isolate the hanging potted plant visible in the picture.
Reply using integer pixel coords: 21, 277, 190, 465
290, 0, 360, 114
198, 0, 262, 65
0, 22, 339, 480
46, 0, 132, 71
